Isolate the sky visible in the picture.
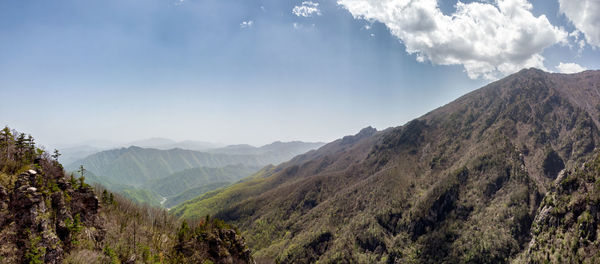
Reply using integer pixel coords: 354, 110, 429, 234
0, 0, 599, 149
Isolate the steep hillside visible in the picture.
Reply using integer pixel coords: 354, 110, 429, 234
515, 153, 600, 263
67, 142, 324, 187
164, 182, 232, 209
0, 128, 254, 263
174, 69, 600, 263
144, 164, 261, 198
173, 128, 379, 219
120, 187, 163, 207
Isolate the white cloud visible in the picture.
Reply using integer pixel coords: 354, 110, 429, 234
559, 0, 600, 48
240, 20, 254, 28
338, 0, 567, 80
293, 1, 322, 17
556, 62, 587, 74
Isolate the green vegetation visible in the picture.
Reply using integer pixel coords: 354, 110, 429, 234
172, 70, 600, 263
65, 213, 83, 242
162, 181, 230, 208
0, 127, 253, 263
24, 233, 45, 264
64, 141, 321, 207
120, 187, 163, 207
172, 165, 277, 219
0, 127, 95, 262
0, 126, 40, 175
65, 142, 323, 187
144, 164, 261, 197
95, 164, 262, 208
517, 153, 600, 263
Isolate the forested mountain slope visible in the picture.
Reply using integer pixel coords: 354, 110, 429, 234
174, 69, 600, 263
67, 142, 323, 187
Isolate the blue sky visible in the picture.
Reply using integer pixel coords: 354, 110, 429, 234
1, 0, 599, 148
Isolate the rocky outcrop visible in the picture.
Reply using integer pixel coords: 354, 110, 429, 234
1, 127, 254, 264
519, 154, 600, 263
10, 171, 64, 263
0, 168, 103, 263
176, 220, 254, 264
340, 126, 377, 145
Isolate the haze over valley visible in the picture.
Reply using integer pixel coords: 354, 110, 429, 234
61, 140, 324, 208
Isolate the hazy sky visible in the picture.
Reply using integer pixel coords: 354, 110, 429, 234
1, 0, 599, 149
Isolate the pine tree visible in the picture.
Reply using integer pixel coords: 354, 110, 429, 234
0, 126, 13, 163
52, 149, 61, 160
77, 165, 86, 188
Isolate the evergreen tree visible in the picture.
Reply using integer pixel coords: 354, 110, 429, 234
52, 149, 61, 160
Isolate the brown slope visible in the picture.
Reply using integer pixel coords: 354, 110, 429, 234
549, 70, 600, 127
177, 69, 600, 263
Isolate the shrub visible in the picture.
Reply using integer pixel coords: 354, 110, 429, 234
24, 234, 46, 264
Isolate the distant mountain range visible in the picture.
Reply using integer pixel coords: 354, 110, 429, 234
172, 69, 600, 263
66, 141, 324, 186
65, 141, 324, 207
126, 137, 224, 151
57, 138, 222, 164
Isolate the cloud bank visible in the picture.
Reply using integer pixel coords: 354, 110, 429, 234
556, 62, 587, 74
559, 0, 600, 48
338, 0, 567, 79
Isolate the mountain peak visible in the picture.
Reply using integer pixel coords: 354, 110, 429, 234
173, 71, 600, 263
516, 67, 547, 75
358, 126, 377, 136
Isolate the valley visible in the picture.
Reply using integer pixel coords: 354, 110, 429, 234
63, 141, 324, 208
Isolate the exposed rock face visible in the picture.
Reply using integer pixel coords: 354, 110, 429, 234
340, 126, 377, 145
177, 226, 254, 264
10, 172, 64, 263
71, 187, 99, 222
0, 168, 103, 263
517, 154, 600, 263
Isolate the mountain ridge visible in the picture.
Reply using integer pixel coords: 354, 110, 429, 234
174, 69, 600, 263
67, 141, 324, 187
